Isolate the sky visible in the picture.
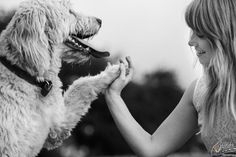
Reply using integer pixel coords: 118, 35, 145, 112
0, 0, 202, 88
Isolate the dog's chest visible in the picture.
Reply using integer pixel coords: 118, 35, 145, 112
0, 74, 64, 121
0, 65, 65, 149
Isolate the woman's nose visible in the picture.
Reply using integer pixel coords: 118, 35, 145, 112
188, 35, 198, 47
188, 40, 195, 47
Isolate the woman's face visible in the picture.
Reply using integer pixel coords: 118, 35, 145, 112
188, 31, 215, 66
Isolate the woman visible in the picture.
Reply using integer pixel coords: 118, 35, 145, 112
105, 0, 236, 156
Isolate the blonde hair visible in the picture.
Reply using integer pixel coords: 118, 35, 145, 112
185, 0, 236, 133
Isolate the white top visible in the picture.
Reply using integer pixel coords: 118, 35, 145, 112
193, 74, 236, 156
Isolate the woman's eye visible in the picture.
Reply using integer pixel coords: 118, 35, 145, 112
196, 33, 205, 38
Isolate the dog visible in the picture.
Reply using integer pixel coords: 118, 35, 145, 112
0, 0, 120, 156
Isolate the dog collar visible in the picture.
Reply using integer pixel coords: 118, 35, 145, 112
0, 56, 53, 97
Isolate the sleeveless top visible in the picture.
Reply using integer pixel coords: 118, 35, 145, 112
193, 74, 236, 156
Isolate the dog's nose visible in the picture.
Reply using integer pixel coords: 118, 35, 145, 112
96, 18, 102, 26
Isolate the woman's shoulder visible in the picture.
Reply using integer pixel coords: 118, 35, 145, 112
189, 79, 198, 92
192, 75, 207, 111
175, 76, 204, 111
175, 79, 198, 111
184, 79, 198, 104
182, 76, 205, 109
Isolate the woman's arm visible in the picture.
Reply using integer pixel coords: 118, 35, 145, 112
150, 79, 198, 156
105, 57, 199, 157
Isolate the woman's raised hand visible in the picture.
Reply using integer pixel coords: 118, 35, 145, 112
106, 56, 134, 96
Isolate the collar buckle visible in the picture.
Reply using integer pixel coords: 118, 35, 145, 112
40, 80, 53, 97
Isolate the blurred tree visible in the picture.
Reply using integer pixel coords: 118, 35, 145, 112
0, 9, 15, 33
125, 70, 184, 133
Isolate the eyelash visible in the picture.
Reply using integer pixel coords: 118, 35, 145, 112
197, 34, 205, 38
194, 32, 205, 38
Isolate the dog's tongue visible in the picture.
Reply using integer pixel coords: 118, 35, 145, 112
75, 37, 110, 58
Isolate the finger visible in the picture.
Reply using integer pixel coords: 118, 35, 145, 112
119, 62, 126, 80
126, 65, 133, 80
119, 59, 124, 64
118, 61, 123, 76
120, 58, 128, 67
126, 56, 133, 68
124, 56, 130, 75
119, 58, 128, 71
119, 59, 124, 73
125, 56, 134, 77
119, 58, 129, 76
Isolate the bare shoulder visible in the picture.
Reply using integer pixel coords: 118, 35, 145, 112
181, 79, 198, 107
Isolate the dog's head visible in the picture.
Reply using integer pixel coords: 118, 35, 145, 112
0, 0, 109, 80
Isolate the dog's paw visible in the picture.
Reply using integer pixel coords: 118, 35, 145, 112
101, 62, 120, 84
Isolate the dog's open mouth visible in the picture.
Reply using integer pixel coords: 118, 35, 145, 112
64, 34, 110, 58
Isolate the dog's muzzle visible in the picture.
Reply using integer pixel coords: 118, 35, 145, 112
64, 35, 110, 58
64, 18, 110, 58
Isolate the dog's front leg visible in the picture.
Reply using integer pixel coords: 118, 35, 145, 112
44, 64, 120, 150
63, 63, 120, 129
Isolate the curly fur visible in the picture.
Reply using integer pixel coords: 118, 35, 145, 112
0, 0, 119, 156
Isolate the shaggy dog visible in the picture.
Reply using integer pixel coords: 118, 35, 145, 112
0, 0, 120, 156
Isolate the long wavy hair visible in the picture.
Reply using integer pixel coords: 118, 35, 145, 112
185, 0, 236, 133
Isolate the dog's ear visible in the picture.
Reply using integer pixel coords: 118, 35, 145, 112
6, 9, 51, 79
